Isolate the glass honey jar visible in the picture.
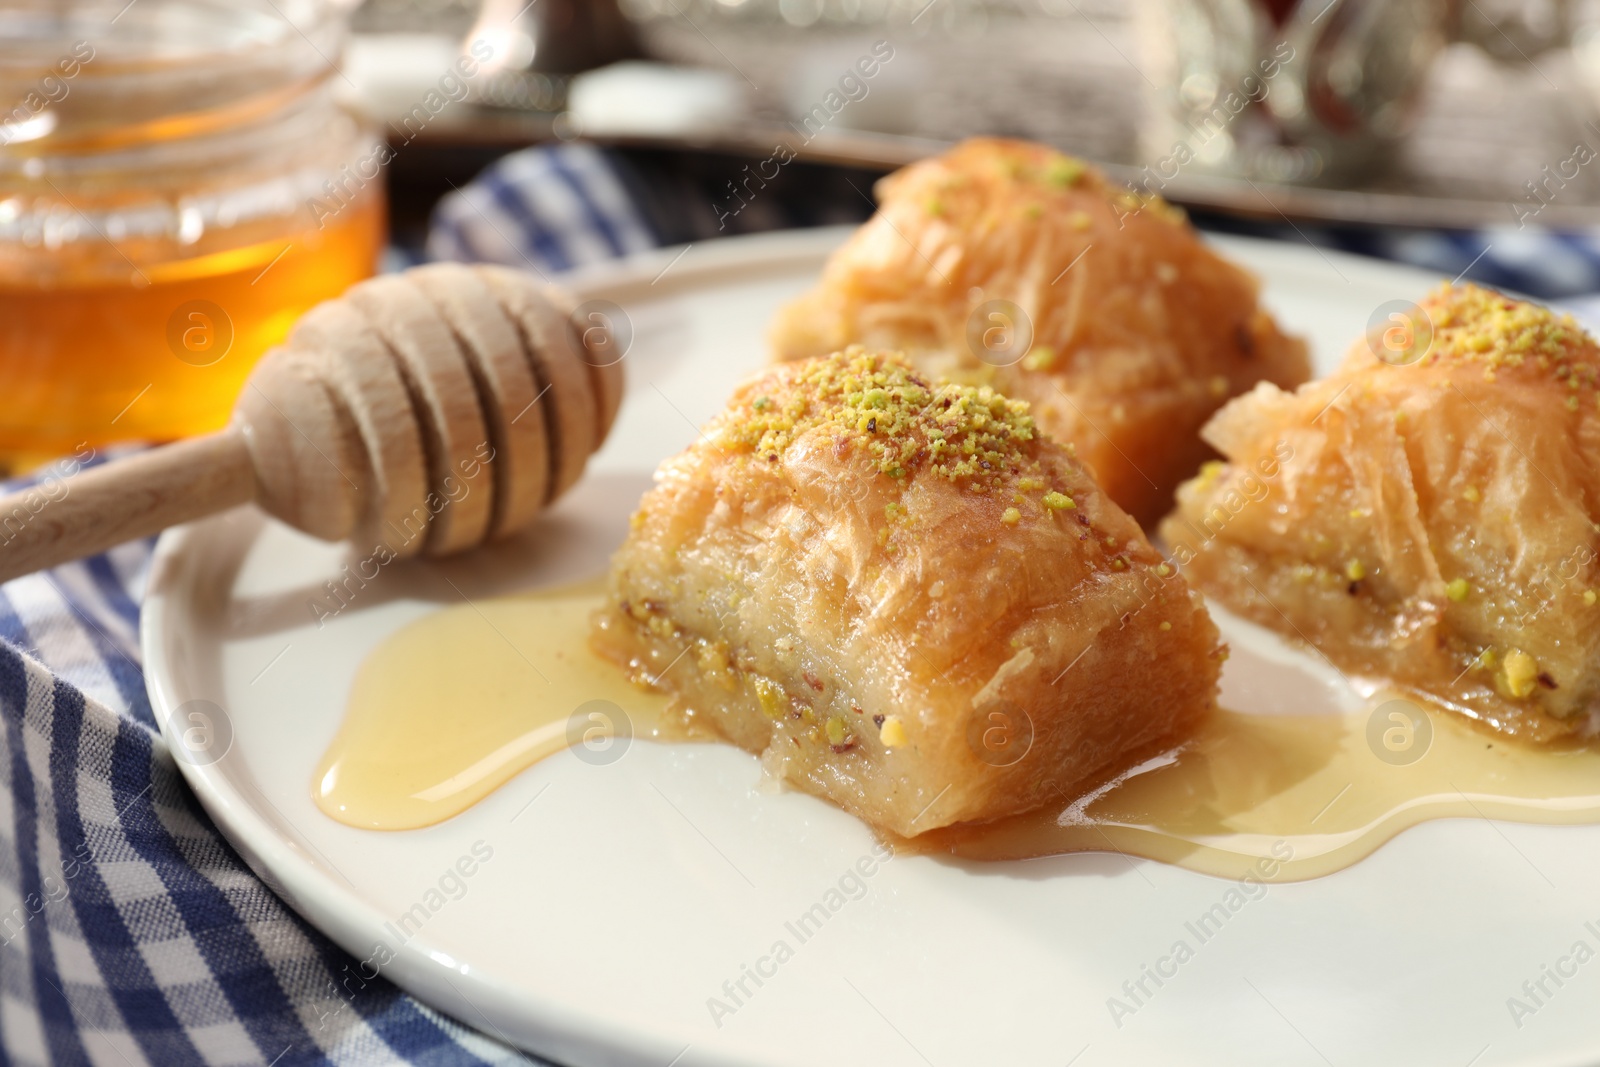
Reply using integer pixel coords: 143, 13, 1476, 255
0, 0, 385, 469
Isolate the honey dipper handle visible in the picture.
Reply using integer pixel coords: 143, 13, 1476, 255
0, 431, 257, 585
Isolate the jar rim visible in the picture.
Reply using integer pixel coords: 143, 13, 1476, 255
0, 0, 345, 68
0, 0, 350, 152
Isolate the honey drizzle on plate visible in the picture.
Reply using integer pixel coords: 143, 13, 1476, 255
312, 581, 673, 831
910, 706, 1600, 879
314, 587, 1600, 880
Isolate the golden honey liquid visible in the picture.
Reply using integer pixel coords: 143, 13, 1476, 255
912, 708, 1600, 879
316, 585, 1600, 880
0, 191, 383, 466
314, 581, 676, 831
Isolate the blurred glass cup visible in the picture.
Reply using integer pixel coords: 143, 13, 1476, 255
1134, 0, 1453, 186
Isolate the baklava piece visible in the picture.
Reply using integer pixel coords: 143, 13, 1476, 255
592, 348, 1223, 836
1162, 284, 1600, 741
769, 137, 1310, 526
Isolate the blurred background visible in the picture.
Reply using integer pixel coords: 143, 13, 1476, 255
4, 0, 1599, 471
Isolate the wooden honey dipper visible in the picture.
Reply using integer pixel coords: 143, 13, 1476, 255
0, 263, 623, 584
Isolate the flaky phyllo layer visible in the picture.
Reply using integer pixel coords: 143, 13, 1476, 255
594, 348, 1222, 836
1163, 283, 1600, 742
770, 137, 1309, 525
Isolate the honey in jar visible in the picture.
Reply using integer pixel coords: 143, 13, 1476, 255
0, 0, 387, 469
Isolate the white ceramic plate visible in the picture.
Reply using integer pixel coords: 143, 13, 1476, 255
143, 229, 1600, 1067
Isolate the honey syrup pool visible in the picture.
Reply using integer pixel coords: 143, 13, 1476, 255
314, 585, 1600, 880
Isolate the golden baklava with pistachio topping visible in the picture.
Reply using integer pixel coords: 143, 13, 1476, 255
1162, 283, 1600, 742
769, 137, 1310, 526
592, 347, 1223, 836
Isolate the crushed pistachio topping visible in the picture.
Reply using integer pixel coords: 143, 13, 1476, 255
1022, 345, 1058, 372
825, 715, 850, 747
753, 676, 785, 720
1414, 284, 1600, 394
1586, 589, 1598, 606
970, 145, 1181, 224
1196, 461, 1226, 488
1043, 491, 1076, 510
1345, 559, 1367, 582
1497, 649, 1540, 700
879, 715, 909, 747
1158, 621, 1172, 631
1045, 156, 1085, 188
1001, 506, 1021, 525
1446, 578, 1471, 602
1462, 485, 1480, 502
724, 348, 1038, 487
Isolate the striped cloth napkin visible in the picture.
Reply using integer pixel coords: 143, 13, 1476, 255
3, 139, 1598, 1066
0, 452, 541, 1066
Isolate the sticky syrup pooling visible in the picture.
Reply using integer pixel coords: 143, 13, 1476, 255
313, 584, 1600, 881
